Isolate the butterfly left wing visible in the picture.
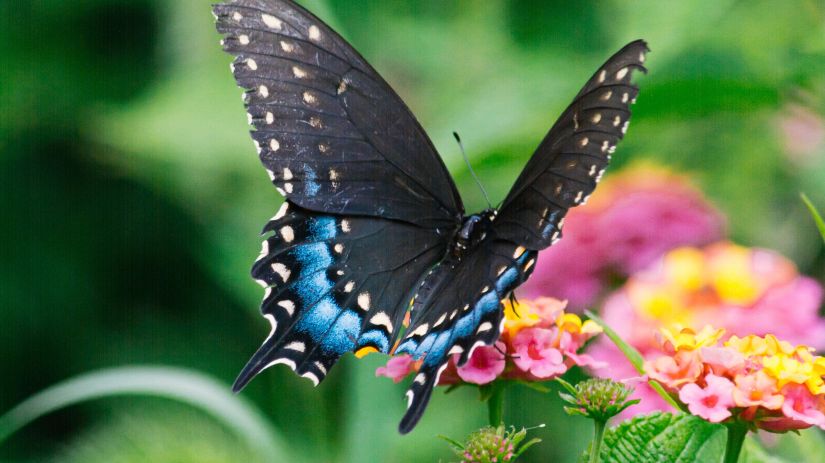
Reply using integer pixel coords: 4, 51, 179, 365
233, 202, 447, 391
394, 241, 537, 433
495, 40, 649, 250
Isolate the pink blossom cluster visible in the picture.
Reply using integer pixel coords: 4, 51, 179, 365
645, 326, 825, 432
589, 242, 825, 415
376, 298, 603, 386
518, 163, 724, 310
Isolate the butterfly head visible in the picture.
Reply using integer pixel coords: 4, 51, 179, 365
452, 209, 498, 258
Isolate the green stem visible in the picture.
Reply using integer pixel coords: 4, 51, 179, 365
589, 419, 606, 463
723, 422, 748, 463
487, 382, 505, 426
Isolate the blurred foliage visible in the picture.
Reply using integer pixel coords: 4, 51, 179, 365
2, 0, 825, 462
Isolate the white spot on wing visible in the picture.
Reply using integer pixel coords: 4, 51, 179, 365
261, 13, 282, 29
414, 373, 426, 385
613, 115, 621, 127
239, 34, 250, 45
357, 292, 371, 311
513, 246, 526, 259
280, 41, 294, 53
448, 345, 464, 355
597, 69, 606, 83
433, 313, 446, 327
258, 85, 269, 97
341, 220, 351, 233
264, 357, 297, 372
308, 25, 321, 41
622, 92, 629, 103
256, 240, 270, 261
344, 281, 355, 293
280, 225, 294, 242
410, 324, 429, 337
270, 139, 280, 152
405, 390, 414, 409
232, 12, 243, 21
263, 313, 277, 342
285, 341, 305, 352
333, 243, 344, 254
277, 300, 296, 316
292, 66, 307, 78
303, 92, 317, 104
591, 113, 601, 124
314, 361, 327, 375
246, 58, 258, 70
283, 168, 293, 180
284, 182, 293, 194
477, 322, 493, 333
580, 137, 589, 147
309, 117, 322, 128
271, 263, 291, 282
600, 90, 612, 101
616, 67, 629, 80
369, 312, 394, 333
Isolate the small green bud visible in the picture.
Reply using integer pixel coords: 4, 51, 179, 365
558, 378, 640, 422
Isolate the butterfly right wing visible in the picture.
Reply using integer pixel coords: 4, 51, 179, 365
214, 0, 463, 228
494, 40, 649, 250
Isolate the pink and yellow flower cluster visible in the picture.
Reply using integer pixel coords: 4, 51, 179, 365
589, 241, 825, 414
645, 326, 825, 432
376, 298, 603, 386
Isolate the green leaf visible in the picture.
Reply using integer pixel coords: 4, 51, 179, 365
579, 412, 726, 463
585, 311, 684, 412
801, 193, 825, 245
0, 366, 293, 462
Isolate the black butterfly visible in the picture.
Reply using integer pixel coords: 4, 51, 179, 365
213, 0, 647, 434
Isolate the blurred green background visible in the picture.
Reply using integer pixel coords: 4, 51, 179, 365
3, 0, 825, 461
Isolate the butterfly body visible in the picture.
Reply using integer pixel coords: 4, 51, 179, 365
214, 0, 647, 434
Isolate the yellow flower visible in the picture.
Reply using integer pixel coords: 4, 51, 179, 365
556, 313, 603, 336
664, 247, 705, 291
503, 300, 540, 335
660, 325, 725, 351
707, 243, 760, 305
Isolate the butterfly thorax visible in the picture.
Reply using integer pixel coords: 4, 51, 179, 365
451, 209, 497, 259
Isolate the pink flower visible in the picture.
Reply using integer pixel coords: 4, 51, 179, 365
456, 342, 506, 385
732, 371, 783, 410
678, 374, 736, 423
700, 347, 746, 376
519, 163, 724, 310
780, 384, 825, 429
778, 104, 825, 165
645, 350, 703, 389
375, 354, 416, 383
511, 327, 567, 378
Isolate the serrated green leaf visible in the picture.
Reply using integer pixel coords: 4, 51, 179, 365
578, 412, 726, 463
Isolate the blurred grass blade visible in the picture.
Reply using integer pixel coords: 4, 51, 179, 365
585, 311, 684, 412
0, 366, 293, 461
801, 193, 825, 244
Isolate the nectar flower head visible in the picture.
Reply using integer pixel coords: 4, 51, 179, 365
588, 241, 825, 416
645, 327, 825, 432
558, 377, 640, 422
376, 298, 602, 387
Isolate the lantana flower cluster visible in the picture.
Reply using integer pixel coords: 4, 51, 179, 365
645, 326, 825, 432
589, 241, 825, 414
519, 163, 724, 309
376, 298, 603, 386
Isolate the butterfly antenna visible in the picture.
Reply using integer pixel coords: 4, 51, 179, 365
453, 132, 492, 208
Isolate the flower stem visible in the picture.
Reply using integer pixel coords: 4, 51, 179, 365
589, 419, 606, 463
487, 382, 505, 426
723, 422, 747, 463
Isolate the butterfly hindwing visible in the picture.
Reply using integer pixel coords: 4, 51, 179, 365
494, 40, 649, 250
394, 241, 537, 433
214, 0, 463, 227
234, 202, 448, 390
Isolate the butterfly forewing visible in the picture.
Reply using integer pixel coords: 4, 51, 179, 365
214, 0, 463, 227
494, 40, 648, 249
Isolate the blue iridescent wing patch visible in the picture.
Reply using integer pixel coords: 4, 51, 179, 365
394, 241, 537, 433
233, 202, 446, 390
